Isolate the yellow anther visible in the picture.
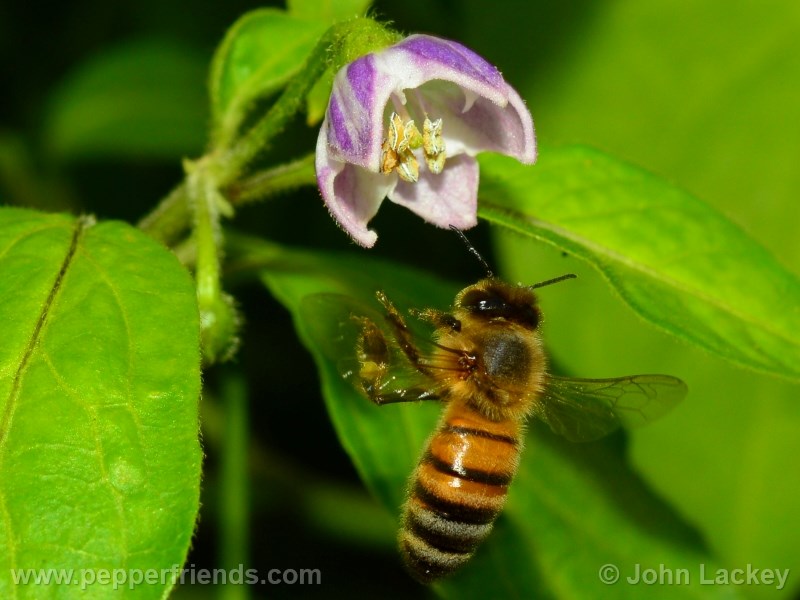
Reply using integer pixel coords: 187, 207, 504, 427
381, 112, 443, 181
422, 118, 446, 174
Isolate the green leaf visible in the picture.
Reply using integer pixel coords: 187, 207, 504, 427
209, 9, 329, 147
0, 208, 201, 598
478, 147, 800, 382
509, 1, 800, 269
469, 4, 800, 595
238, 236, 736, 598
495, 232, 800, 598
305, 67, 333, 127
287, 0, 372, 21
44, 39, 208, 161
232, 236, 451, 511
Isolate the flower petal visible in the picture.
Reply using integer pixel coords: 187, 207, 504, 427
325, 54, 392, 172
323, 34, 535, 173
388, 154, 479, 230
316, 124, 393, 247
383, 36, 507, 100
414, 81, 536, 164
317, 33, 537, 246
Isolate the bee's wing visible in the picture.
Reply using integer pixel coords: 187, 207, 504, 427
300, 293, 449, 404
537, 374, 688, 442
299, 293, 367, 371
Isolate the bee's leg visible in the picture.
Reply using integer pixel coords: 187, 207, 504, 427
353, 315, 389, 367
375, 291, 469, 379
353, 313, 440, 406
410, 308, 461, 332
375, 290, 428, 372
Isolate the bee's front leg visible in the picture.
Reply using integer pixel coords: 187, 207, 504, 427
375, 290, 428, 372
410, 308, 461, 332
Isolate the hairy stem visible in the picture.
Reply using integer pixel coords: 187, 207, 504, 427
136, 182, 189, 245
226, 153, 317, 206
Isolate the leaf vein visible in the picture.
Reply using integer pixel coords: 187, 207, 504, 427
0, 224, 66, 261
0, 216, 90, 588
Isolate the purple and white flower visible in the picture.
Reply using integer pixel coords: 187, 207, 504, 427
316, 34, 536, 247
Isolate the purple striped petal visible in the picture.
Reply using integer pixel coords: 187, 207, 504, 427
394, 36, 504, 95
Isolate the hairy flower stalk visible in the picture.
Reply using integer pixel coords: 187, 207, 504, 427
316, 34, 536, 247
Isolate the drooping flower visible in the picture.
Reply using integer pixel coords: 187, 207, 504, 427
316, 34, 536, 247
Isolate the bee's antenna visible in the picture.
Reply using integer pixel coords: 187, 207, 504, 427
528, 273, 577, 290
449, 225, 493, 278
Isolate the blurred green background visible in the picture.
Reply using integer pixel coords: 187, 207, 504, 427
2, 0, 798, 598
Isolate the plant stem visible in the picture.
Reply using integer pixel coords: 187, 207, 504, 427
226, 153, 316, 207
137, 182, 189, 245
212, 28, 338, 186
137, 17, 399, 246
189, 168, 222, 312
219, 370, 250, 600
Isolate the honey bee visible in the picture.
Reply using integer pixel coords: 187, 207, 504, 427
303, 255, 686, 583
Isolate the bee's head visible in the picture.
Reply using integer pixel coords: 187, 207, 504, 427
446, 225, 575, 330
456, 279, 541, 329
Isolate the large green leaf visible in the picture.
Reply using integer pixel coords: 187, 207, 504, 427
208, 9, 329, 147
495, 1, 800, 270
44, 39, 207, 161
0, 208, 201, 598
478, 147, 800, 382
459, 4, 800, 597
495, 232, 800, 599
236, 236, 736, 598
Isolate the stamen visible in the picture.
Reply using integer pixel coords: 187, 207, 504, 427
387, 113, 403, 150
422, 117, 446, 174
397, 152, 419, 182
381, 112, 420, 182
380, 138, 398, 174
380, 110, 444, 182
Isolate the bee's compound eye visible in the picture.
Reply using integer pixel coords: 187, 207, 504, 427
478, 297, 504, 312
461, 290, 505, 314
460, 289, 539, 329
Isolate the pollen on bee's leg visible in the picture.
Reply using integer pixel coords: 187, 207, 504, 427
359, 360, 384, 382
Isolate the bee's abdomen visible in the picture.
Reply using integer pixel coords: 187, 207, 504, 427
400, 408, 522, 583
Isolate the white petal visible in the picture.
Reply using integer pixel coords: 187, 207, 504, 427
388, 154, 479, 230
412, 80, 536, 163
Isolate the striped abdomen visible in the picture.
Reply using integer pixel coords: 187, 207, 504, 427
399, 401, 523, 583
